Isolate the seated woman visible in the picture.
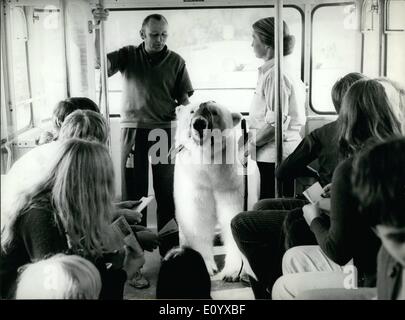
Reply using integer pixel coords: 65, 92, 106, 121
296, 137, 405, 300
271, 79, 403, 299
2, 98, 107, 216
15, 253, 102, 299
0, 139, 143, 299
231, 72, 364, 298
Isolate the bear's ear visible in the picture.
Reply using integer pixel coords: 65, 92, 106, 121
231, 112, 242, 127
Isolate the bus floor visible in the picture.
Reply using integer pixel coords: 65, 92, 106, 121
123, 241, 255, 300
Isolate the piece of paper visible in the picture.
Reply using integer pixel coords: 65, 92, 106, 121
303, 182, 324, 204
133, 195, 154, 213
111, 216, 143, 256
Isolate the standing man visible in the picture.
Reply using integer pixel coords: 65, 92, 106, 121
93, 10, 194, 261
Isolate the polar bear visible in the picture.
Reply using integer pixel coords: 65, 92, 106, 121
173, 101, 244, 281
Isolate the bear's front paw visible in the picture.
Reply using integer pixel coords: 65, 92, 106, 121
219, 267, 241, 282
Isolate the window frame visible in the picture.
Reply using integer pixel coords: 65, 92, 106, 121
104, 4, 305, 117
383, 0, 405, 78
309, 1, 362, 115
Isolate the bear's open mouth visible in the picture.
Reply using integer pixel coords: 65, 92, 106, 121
191, 117, 210, 145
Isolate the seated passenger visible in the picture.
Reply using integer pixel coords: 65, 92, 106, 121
231, 72, 364, 299
2, 109, 109, 220
36, 97, 100, 144
0, 139, 143, 299
15, 254, 101, 299
353, 137, 405, 300
296, 137, 405, 300
156, 247, 212, 299
3, 97, 105, 212
3, 109, 157, 290
271, 79, 403, 299
276, 72, 365, 187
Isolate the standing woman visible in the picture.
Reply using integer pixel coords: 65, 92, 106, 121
0, 139, 141, 299
246, 17, 306, 199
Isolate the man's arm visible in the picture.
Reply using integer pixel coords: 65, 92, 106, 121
177, 93, 191, 106
174, 62, 194, 106
94, 29, 111, 71
92, 8, 112, 73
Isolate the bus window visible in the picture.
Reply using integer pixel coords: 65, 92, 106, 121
385, 0, 405, 84
104, 7, 303, 115
10, 6, 31, 131
4, 3, 67, 136
28, 6, 67, 125
311, 3, 361, 114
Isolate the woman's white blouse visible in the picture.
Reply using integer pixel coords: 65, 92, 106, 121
248, 56, 306, 163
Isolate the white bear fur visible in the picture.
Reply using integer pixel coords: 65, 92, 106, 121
173, 101, 245, 280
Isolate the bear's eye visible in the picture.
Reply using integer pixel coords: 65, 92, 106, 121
190, 110, 194, 114
211, 110, 218, 116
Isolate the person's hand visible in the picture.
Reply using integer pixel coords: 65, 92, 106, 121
317, 197, 331, 212
302, 203, 321, 226
92, 7, 109, 24
321, 183, 332, 198
122, 245, 145, 280
136, 230, 159, 252
113, 201, 142, 224
238, 147, 249, 168
238, 135, 254, 168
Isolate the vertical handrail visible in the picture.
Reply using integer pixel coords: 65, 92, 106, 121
241, 118, 248, 211
274, 0, 284, 198
96, 0, 111, 149
61, 0, 71, 98
1, 1, 16, 169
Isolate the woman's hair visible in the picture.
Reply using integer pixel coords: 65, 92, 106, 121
1, 139, 115, 257
375, 77, 405, 134
15, 254, 101, 299
59, 110, 109, 145
331, 72, 365, 113
352, 137, 405, 228
156, 246, 211, 299
338, 79, 402, 157
252, 17, 295, 56
53, 97, 100, 132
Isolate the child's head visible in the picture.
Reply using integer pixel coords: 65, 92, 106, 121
352, 137, 405, 266
53, 97, 100, 134
338, 79, 402, 157
156, 246, 211, 299
15, 254, 101, 299
58, 110, 109, 144
331, 72, 365, 113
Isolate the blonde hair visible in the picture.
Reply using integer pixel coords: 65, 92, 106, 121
1, 139, 115, 257
59, 110, 109, 144
15, 254, 101, 299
